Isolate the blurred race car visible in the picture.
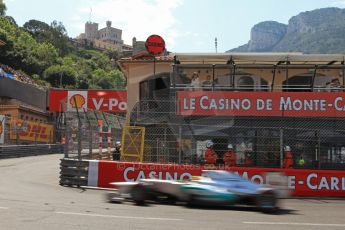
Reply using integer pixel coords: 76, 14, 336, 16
107, 170, 287, 213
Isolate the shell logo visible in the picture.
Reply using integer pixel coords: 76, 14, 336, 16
70, 94, 86, 109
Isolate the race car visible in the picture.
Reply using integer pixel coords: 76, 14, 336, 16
107, 170, 287, 213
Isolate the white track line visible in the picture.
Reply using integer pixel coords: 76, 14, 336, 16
243, 221, 345, 227
0, 207, 9, 210
55, 211, 183, 221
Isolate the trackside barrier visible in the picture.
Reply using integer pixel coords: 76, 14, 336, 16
0, 144, 63, 159
59, 159, 89, 187
86, 160, 345, 197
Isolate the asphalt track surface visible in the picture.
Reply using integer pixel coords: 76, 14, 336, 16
0, 154, 345, 230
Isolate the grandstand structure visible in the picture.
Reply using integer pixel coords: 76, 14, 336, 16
0, 63, 48, 122
118, 52, 345, 169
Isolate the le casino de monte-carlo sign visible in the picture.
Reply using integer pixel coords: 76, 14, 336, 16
176, 91, 345, 117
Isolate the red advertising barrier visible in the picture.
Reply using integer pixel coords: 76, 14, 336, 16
90, 161, 345, 197
48, 89, 127, 112
177, 91, 345, 117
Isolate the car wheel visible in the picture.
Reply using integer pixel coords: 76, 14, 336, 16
256, 192, 278, 213
158, 194, 176, 205
186, 195, 198, 207
131, 185, 148, 206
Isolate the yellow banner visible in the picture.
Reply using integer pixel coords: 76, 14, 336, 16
10, 118, 54, 143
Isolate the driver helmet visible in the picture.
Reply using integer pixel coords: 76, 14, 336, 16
284, 146, 291, 152
227, 144, 233, 149
206, 141, 214, 148
115, 141, 121, 147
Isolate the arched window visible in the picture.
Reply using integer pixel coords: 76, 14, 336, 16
237, 76, 254, 91
139, 72, 171, 100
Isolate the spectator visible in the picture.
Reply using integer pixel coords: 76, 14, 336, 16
205, 141, 217, 165
0, 67, 5, 77
190, 72, 201, 90
326, 78, 341, 92
112, 141, 121, 161
223, 144, 237, 166
202, 75, 212, 88
283, 146, 294, 169
244, 152, 253, 166
0, 63, 36, 85
298, 155, 305, 167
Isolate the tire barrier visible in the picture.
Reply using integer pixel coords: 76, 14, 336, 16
59, 159, 89, 187
0, 144, 63, 159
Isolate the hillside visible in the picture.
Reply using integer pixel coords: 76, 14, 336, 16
228, 7, 345, 54
0, 2, 125, 90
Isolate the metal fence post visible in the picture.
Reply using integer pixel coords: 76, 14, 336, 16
280, 128, 284, 168
77, 117, 82, 161
318, 130, 321, 169
89, 126, 93, 159
315, 130, 321, 169
83, 108, 92, 159
64, 129, 68, 158
73, 97, 82, 161
16, 125, 19, 145
178, 126, 182, 164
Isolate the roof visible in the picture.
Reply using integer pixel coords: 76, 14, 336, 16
174, 52, 345, 65
119, 51, 174, 63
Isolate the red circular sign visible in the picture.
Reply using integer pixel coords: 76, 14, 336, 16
145, 35, 165, 55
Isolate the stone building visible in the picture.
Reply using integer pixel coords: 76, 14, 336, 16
77, 21, 132, 53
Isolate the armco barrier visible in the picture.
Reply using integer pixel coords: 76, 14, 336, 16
85, 161, 345, 197
60, 159, 89, 187
0, 144, 63, 159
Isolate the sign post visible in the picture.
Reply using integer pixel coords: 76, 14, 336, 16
145, 35, 166, 79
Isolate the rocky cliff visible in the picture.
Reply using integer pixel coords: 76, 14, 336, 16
228, 7, 345, 54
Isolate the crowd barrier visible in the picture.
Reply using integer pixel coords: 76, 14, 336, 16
84, 160, 345, 197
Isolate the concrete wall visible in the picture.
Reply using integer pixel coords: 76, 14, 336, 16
0, 78, 47, 111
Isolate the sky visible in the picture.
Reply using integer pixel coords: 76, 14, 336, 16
4, 0, 345, 53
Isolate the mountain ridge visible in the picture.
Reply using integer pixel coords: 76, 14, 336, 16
228, 7, 345, 54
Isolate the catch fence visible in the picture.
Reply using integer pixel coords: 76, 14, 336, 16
59, 98, 345, 170
128, 98, 345, 170
62, 109, 125, 160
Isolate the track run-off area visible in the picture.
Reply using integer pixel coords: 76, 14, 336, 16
0, 154, 345, 230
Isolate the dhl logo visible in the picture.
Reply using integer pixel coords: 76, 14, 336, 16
10, 119, 53, 142
19, 124, 49, 139
70, 94, 85, 109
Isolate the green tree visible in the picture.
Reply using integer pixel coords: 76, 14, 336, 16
0, 1, 6, 16
43, 65, 76, 88
108, 69, 126, 89
105, 49, 121, 61
76, 73, 90, 89
34, 42, 59, 74
23, 19, 51, 41
23, 19, 72, 56
5, 16, 16, 26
